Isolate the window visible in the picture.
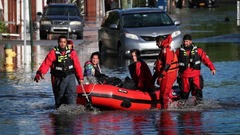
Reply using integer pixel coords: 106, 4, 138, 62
102, 12, 120, 27
45, 6, 79, 16
122, 12, 174, 28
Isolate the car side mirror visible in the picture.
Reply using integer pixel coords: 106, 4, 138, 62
174, 20, 181, 26
37, 12, 42, 16
110, 24, 118, 29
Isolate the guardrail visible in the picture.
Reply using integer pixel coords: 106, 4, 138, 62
0, 21, 20, 39
0, 33, 20, 40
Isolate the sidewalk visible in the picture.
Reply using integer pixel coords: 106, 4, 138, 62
81, 16, 102, 48
0, 17, 103, 47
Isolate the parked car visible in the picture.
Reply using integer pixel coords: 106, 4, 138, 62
38, 3, 84, 39
188, 0, 216, 8
98, 7, 182, 58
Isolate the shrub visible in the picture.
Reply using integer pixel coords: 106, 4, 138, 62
0, 21, 8, 33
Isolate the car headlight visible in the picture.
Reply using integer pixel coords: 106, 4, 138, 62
171, 30, 181, 38
40, 20, 51, 25
70, 21, 82, 25
125, 33, 139, 40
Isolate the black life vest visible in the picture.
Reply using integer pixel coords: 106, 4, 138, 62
178, 44, 201, 73
51, 46, 75, 77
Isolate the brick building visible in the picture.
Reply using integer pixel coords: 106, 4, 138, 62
0, 0, 154, 39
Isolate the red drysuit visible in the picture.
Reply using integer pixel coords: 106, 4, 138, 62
153, 35, 179, 109
176, 44, 216, 101
129, 59, 153, 91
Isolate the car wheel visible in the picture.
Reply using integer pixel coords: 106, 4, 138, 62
77, 32, 83, 39
117, 44, 124, 59
40, 31, 47, 39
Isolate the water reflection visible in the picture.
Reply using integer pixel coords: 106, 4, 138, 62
39, 113, 82, 135
49, 114, 81, 135
157, 111, 178, 135
38, 110, 204, 134
0, 72, 16, 82
177, 111, 203, 134
43, 111, 170, 134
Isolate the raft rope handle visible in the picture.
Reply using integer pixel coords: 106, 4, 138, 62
83, 83, 96, 96
81, 84, 90, 102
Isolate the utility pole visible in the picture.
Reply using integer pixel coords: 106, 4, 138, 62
167, 0, 172, 14
29, 0, 34, 70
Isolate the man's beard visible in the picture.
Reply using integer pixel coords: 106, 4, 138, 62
184, 45, 193, 50
59, 46, 66, 52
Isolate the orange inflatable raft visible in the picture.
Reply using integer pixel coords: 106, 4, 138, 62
76, 84, 180, 110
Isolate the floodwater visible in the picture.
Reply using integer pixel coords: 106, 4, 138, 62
1, 1, 240, 134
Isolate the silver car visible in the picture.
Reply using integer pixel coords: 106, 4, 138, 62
98, 7, 182, 58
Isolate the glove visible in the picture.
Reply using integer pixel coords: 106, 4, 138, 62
159, 73, 164, 78
77, 79, 84, 85
34, 74, 41, 83
34, 72, 44, 83
159, 71, 167, 78
157, 77, 162, 86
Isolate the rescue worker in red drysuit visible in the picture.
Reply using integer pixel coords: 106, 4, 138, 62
176, 34, 216, 104
67, 39, 74, 50
152, 35, 179, 109
34, 35, 84, 108
129, 49, 154, 92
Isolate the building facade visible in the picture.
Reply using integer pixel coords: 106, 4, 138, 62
0, 0, 155, 39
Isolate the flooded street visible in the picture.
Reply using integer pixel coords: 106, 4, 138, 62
1, 1, 240, 134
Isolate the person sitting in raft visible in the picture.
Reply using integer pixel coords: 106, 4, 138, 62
83, 51, 102, 84
125, 49, 154, 92
83, 51, 122, 85
84, 51, 102, 76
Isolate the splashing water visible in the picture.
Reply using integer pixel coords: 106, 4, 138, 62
168, 97, 222, 111
53, 104, 101, 115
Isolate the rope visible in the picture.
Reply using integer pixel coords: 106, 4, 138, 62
82, 83, 96, 96
81, 84, 90, 102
